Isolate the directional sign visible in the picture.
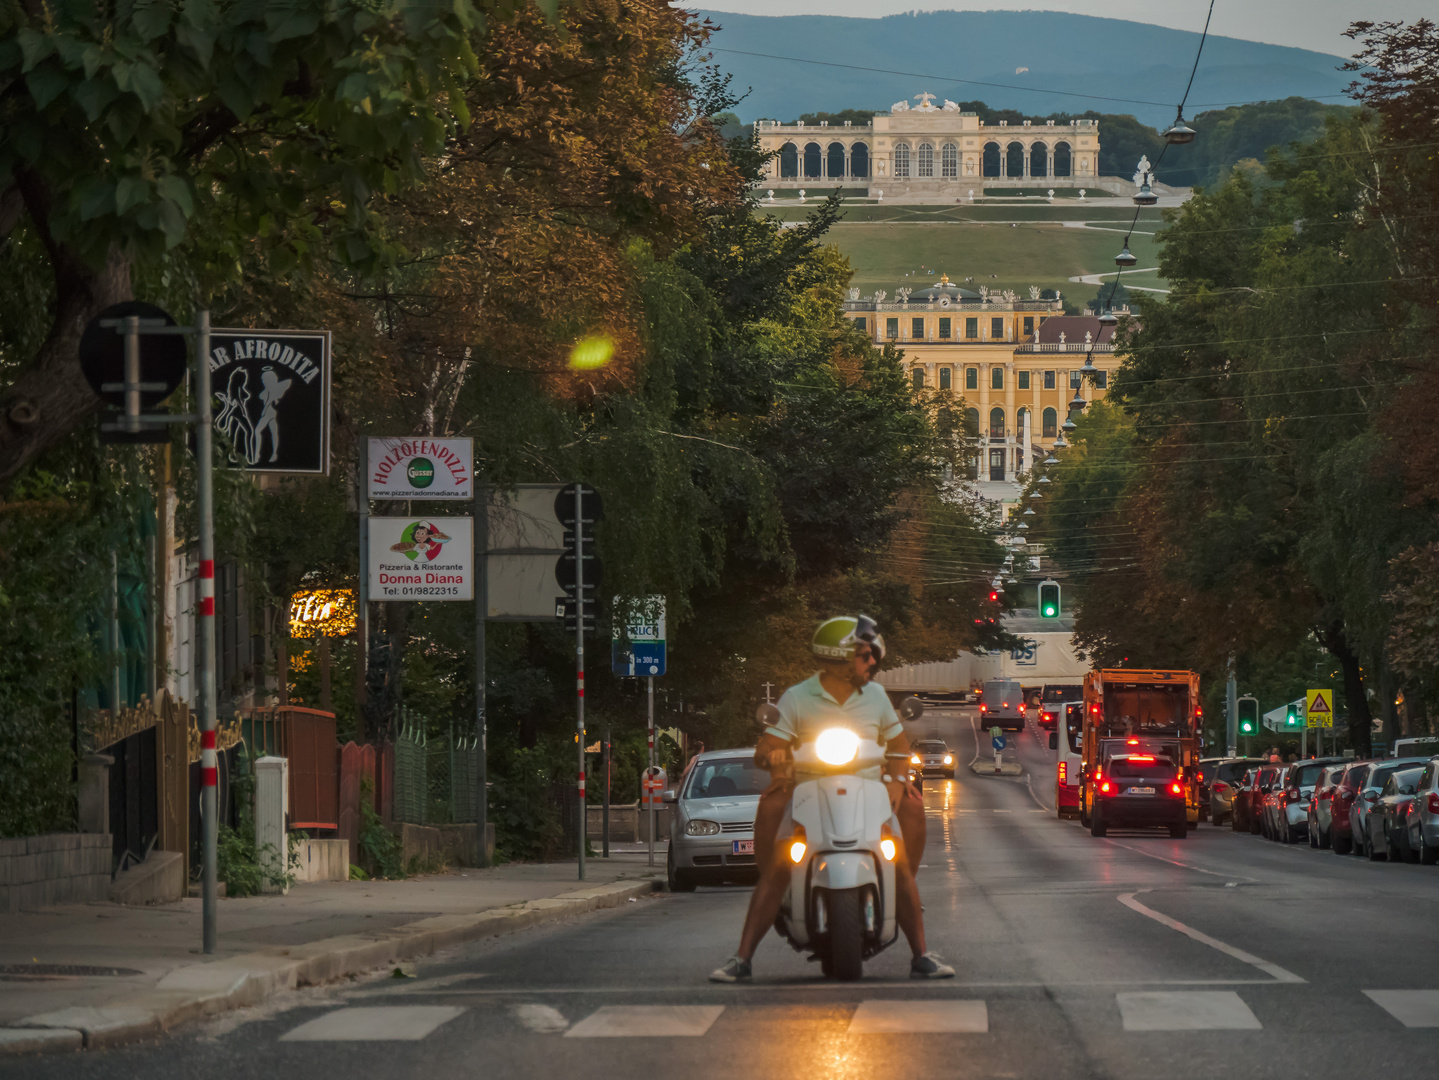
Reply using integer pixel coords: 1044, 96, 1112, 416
1306, 688, 1334, 729
992, 733, 1006, 752
613, 596, 666, 677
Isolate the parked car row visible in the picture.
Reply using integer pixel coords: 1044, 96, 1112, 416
1218, 753, 1439, 864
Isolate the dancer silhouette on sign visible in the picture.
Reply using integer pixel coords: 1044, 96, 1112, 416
255, 366, 292, 464
216, 368, 255, 464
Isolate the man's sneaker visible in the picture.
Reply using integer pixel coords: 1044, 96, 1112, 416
708, 956, 752, 983
910, 952, 956, 979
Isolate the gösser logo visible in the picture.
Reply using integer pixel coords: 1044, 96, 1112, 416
407, 457, 435, 488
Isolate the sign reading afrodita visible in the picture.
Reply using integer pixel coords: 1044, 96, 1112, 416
368, 437, 473, 499
368, 517, 474, 601
209, 329, 331, 474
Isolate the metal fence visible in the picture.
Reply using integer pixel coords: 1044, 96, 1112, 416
393, 714, 480, 825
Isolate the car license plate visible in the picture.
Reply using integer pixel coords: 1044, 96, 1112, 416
731, 840, 754, 855
1126, 787, 1155, 796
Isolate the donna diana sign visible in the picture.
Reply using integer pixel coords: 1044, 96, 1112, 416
368, 517, 474, 601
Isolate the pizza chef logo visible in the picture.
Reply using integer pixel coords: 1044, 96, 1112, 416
389, 521, 452, 562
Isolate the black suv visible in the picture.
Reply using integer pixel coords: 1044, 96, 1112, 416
1089, 754, 1187, 839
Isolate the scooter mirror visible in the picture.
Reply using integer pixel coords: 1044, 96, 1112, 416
756, 703, 782, 728
900, 696, 924, 722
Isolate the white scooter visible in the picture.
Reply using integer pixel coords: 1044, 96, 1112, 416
757, 697, 924, 981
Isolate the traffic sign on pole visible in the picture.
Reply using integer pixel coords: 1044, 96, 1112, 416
612, 596, 666, 677
1306, 688, 1334, 728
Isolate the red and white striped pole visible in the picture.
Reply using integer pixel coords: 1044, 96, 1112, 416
195, 310, 220, 954
575, 482, 586, 881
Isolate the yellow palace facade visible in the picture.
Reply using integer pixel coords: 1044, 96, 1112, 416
842, 277, 1128, 482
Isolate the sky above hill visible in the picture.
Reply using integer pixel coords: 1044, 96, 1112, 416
692, 1, 1432, 57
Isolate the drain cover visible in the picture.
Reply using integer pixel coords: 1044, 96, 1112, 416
0, 963, 142, 978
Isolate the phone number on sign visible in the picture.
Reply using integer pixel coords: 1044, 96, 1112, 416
388, 586, 465, 597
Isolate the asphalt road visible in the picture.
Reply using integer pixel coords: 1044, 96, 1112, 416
16, 706, 1439, 1080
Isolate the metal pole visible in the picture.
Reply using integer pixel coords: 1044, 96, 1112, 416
474, 483, 488, 866
575, 483, 586, 881
357, 439, 369, 735
195, 310, 219, 955
602, 721, 610, 858
123, 314, 141, 433
110, 551, 122, 713
1225, 663, 1237, 759
648, 675, 655, 869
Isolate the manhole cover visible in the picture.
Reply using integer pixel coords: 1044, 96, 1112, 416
0, 963, 142, 979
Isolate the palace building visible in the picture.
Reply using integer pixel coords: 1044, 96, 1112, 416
756, 92, 1101, 197
841, 277, 1129, 486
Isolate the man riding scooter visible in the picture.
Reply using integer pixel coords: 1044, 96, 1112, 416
709, 615, 955, 981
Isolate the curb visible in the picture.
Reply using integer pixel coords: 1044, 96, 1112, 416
0, 875, 661, 1056
968, 762, 1023, 776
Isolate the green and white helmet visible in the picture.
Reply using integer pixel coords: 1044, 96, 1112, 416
811, 615, 886, 663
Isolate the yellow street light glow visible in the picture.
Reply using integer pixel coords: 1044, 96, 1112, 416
815, 727, 861, 766
568, 334, 615, 370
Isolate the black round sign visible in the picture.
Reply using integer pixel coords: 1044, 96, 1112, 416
79, 301, 187, 408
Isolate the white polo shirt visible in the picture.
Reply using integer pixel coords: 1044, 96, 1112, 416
766, 674, 905, 780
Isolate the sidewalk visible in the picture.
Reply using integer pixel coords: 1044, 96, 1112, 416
0, 848, 665, 1054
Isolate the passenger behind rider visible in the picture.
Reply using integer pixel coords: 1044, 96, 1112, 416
709, 615, 955, 982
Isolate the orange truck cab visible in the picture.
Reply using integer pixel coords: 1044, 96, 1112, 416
1079, 669, 1202, 830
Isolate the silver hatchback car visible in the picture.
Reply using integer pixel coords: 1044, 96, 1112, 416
666, 750, 767, 891
1405, 759, 1439, 865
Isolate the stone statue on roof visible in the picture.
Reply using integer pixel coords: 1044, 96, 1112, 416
891, 100, 910, 113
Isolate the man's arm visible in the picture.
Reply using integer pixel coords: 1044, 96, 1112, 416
754, 732, 792, 771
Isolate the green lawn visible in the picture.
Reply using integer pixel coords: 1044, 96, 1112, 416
758, 200, 1169, 303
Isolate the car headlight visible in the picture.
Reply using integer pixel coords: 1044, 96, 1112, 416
910, 754, 922, 766
943, 754, 953, 765
685, 819, 720, 836
815, 727, 861, 766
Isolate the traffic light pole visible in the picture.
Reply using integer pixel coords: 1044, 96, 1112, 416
194, 311, 219, 955
575, 482, 586, 882
1225, 663, 1237, 758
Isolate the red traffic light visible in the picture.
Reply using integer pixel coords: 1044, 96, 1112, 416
988, 590, 1000, 603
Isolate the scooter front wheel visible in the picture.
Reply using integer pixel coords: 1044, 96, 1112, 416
828, 889, 865, 982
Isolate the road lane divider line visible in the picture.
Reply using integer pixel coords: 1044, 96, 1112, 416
1117, 891, 1305, 984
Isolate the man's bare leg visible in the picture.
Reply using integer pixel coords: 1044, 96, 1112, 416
895, 781, 929, 957
737, 858, 790, 961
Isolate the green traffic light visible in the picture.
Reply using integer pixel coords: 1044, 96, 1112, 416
1043, 605, 1056, 617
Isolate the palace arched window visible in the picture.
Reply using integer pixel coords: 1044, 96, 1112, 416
1042, 407, 1057, 438
1053, 142, 1072, 177
912, 367, 925, 390
964, 408, 980, 436
941, 143, 959, 177
989, 407, 1006, 438
803, 142, 822, 178
779, 143, 799, 178
850, 143, 870, 178
893, 143, 911, 178
1030, 142, 1048, 178
1016, 406, 1028, 435
827, 142, 846, 178
982, 142, 1001, 177
917, 143, 934, 177
1006, 141, 1025, 178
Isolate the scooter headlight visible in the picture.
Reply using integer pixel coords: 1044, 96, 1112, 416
815, 727, 861, 766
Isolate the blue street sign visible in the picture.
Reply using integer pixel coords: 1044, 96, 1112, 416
612, 639, 666, 677
992, 734, 1006, 752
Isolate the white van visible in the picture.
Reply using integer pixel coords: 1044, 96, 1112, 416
981, 679, 1026, 732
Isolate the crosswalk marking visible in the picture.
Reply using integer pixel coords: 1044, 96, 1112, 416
1117, 991, 1261, 1031
1363, 990, 1439, 1027
848, 1000, 988, 1034
279, 1006, 465, 1041
564, 1005, 725, 1038
512, 1004, 570, 1033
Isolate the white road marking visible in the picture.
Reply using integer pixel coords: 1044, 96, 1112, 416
1118, 892, 1304, 984
1363, 990, 1439, 1027
992, 809, 1011, 813
279, 1006, 465, 1041
1117, 991, 1261, 1031
564, 1005, 725, 1038
511, 1004, 570, 1032
848, 1000, 988, 1034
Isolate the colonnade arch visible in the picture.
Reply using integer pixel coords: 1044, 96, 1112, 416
827, 142, 845, 179
983, 142, 1002, 177
1005, 141, 1025, 178
776, 139, 872, 180
803, 142, 822, 178
779, 142, 798, 178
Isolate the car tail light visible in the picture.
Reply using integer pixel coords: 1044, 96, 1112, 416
1058, 761, 1067, 783
1319, 790, 1332, 801
980, 703, 986, 712
1429, 793, 1439, 815
1100, 781, 1112, 794
1131, 754, 1155, 762
1213, 781, 1229, 793
1126, 738, 1139, 745
1170, 782, 1182, 796
1020, 703, 1026, 712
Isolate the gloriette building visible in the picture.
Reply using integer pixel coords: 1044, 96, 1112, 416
755, 92, 1101, 198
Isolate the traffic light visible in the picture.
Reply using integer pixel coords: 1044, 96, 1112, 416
554, 483, 604, 631
1285, 701, 1302, 728
1038, 579, 1061, 619
1237, 696, 1258, 736
988, 589, 1000, 603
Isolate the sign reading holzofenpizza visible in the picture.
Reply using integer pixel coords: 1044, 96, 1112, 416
367, 437, 474, 500
209, 329, 331, 474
